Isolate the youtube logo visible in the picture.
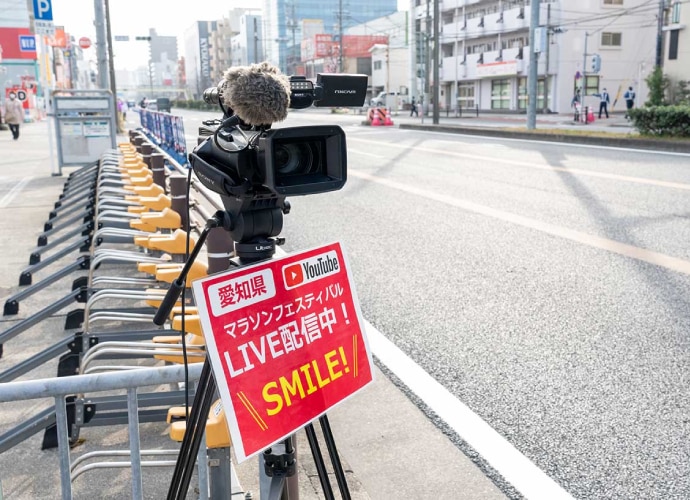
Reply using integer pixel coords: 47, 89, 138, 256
283, 263, 304, 288
282, 251, 340, 290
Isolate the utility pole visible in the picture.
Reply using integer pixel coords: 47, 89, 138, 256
338, 0, 344, 72
103, 0, 121, 132
527, 0, 540, 129
582, 31, 588, 95
432, 0, 439, 124
93, 0, 108, 89
254, 17, 260, 64
423, 0, 431, 121
386, 43, 390, 102
543, 3, 551, 114
288, 2, 297, 73
655, 0, 665, 67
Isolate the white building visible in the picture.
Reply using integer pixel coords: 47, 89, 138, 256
411, 0, 658, 113
230, 13, 264, 67
664, 0, 689, 102
370, 44, 411, 98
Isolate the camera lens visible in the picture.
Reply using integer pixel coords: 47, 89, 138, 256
274, 142, 317, 176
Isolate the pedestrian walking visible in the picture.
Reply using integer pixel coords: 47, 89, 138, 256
4, 92, 24, 140
410, 97, 418, 117
571, 89, 582, 122
594, 88, 610, 119
624, 86, 635, 118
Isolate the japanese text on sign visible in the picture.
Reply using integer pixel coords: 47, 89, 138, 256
192, 242, 373, 463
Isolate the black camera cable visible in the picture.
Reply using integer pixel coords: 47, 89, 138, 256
180, 164, 194, 419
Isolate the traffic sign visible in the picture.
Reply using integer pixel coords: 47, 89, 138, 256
32, 0, 53, 20
78, 37, 91, 49
32, 0, 55, 35
192, 242, 374, 462
19, 35, 36, 52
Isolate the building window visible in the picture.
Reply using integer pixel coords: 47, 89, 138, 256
669, 30, 679, 60
601, 32, 622, 47
603, 0, 623, 5
491, 78, 511, 109
517, 77, 547, 110
374, 60, 382, 70
672, 1, 681, 23
457, 82, 475, 109
584, 75, 600, 97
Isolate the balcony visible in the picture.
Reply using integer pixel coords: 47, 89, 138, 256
442, 46, 533, 82
441, 5, 530, 40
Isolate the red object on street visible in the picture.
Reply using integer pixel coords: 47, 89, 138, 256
192, 242, 374, 462
78, 37, 91, 49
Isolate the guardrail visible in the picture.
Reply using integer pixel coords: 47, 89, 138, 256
0, 364, 203, 499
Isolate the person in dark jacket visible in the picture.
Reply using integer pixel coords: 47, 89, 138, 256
593, 88, 610, 119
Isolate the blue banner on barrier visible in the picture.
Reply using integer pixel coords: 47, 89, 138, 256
138, 110, 189, 167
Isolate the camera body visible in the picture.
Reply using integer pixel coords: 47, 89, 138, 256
193, 73, 367, 199
190, 70, 366, 249
193, 124, 347, 199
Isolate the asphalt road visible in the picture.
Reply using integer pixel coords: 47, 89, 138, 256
173, 107, 690, 499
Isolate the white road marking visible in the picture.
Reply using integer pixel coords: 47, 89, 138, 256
349, 137, 690, 191
349, 148, 385, 159
365, 320, 574, 500
349, 169, 690, 276
275, 245, 573, 497
0, 176, 33, 208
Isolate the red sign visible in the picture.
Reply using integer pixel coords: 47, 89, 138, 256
343, 35, 389, 58
78, 37, 91, 49
192, 242, 374, 462
0, 27, 38, 60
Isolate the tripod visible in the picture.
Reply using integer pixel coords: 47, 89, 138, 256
154, 209, 352, 499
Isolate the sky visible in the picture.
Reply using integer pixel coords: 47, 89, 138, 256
52, 0, 255, 70
52, 0, 408, 71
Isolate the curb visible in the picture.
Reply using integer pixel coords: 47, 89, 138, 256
399, 123, 690, 154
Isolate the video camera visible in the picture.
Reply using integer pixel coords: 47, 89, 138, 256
188, 67, 367, 254
192, 73, 367, 199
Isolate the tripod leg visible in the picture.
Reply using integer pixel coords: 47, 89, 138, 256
260, 436, 298, 500
319, 416, 351, 500
305, 424, 335, 500
167, 360, 217, 500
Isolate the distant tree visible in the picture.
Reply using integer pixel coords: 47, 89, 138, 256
645, 66, 670, 106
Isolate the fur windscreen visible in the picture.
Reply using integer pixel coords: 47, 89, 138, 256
221, 62, 291, 126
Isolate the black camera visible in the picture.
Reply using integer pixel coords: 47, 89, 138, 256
193, 73, 367, 199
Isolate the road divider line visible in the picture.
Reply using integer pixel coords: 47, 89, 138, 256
349, 137, 690, 191
0, 177, 33, 208
365, 320, 574, 500
350, 169, 690, 276
349, 149, 386, 159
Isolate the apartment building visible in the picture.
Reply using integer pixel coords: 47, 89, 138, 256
209, 18, 236, 86
208, 9, 262, 84
411, 0, 658, 113
663, 0, 689, 101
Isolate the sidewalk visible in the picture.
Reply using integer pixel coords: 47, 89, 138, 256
369, 108, 690, 153
383, 108, 636, 134
0, 119, 508, 499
